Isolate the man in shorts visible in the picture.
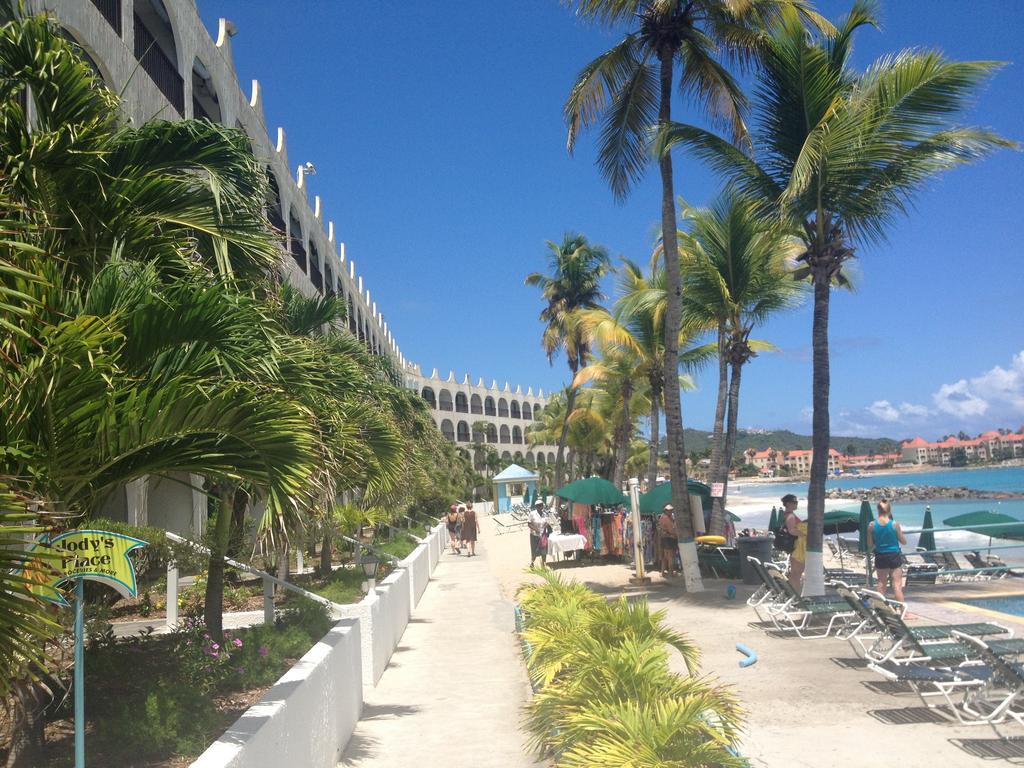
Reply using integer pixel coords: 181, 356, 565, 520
528, 500, 547, 569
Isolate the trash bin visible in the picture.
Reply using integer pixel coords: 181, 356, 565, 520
735, 536, 774, 585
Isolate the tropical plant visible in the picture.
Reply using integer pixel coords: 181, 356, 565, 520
525, 233, 611, 492
659, 0, 1011, 592
518, 571, 742, 766
563, 0, 830, 592
679, 192, 802, 534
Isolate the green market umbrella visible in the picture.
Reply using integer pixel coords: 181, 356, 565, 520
943, 510, 1024, 557
918, 506, 936, 553
556, 476, 627, 506
822, 509, 859, 571
637, 480, 712, 515
768, 507, 779, 533
858, 500, 875, 587
726, 511, 742, 523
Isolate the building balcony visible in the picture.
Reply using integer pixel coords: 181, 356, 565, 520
133, 15, 184, 115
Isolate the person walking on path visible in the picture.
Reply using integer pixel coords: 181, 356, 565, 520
527, 500, 547, 569
867, 500, 907, 602
658, 504, 678, 577
461, 502, 479, 557
446, 504, 462, 555
781, 494, 806, 590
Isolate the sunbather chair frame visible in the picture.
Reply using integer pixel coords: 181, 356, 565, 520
862, 591, 1018, 665
867, 658, 997, 724
952, 631, 1024, 725
762, 565, 856, 639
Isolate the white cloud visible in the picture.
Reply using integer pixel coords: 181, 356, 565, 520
867, 400, 900, 422
866, 399, 932, 423
933, 352, 1024, 422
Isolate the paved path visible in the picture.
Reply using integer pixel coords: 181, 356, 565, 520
339, 544, 540, 768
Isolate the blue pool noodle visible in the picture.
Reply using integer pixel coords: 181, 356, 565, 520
736, 643, 757, 668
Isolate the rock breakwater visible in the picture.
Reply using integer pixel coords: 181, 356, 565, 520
824, 485, 1024, 502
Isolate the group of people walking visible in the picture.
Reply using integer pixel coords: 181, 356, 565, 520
446, 502, 479, 556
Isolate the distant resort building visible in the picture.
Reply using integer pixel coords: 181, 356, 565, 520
38, 0, 555, 530
742, 447, 899, 477
901, 431, 1024, 465
404, 366, 560, 471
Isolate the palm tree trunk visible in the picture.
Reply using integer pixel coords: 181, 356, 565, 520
647, 376, 661, 489
275, 536, 289, 589
204, 486, 237, 641
611, 381, 633, 486
656, 47, 701, 592
805, 272, 831, 596
708, 323, 729, 534
554, 381, 578, 492
320, 531, 333, 574
714, 360, 745, 535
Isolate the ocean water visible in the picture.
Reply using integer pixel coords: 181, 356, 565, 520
733, 465, 1024, 560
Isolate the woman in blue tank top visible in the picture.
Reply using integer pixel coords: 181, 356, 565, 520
867, 500, 907, 601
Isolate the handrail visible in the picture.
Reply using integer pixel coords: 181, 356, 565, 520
901, 522, 1024, 535
338, 534, 401, 565
165, 532, 340, 613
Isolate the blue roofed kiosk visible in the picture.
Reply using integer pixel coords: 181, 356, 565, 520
492, 464, 538, 513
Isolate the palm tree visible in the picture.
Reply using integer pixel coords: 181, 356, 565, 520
563, 0, 830, 592
574, 345, 647, 486
525, 234, 610, 491
659, 1, 1012, 592
679, 192, 802, 534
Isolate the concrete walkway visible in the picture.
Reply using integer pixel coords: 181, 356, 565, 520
339, 544, 539, 767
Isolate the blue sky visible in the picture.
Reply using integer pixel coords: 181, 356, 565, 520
202, 1, 1024, 441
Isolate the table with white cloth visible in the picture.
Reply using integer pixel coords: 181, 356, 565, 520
546, 533, 587, 562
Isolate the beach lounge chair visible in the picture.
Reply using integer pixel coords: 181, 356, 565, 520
762, 565, 857, 639
952, 631, 1024, 725
831, 583, 1008, 660
492, 516, 527, 536
745, 556, 792, 621
867, 659, 998, 724
861, 592, 1019, 665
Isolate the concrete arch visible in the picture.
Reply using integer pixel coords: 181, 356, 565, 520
191, 56, 222, 121
308, 240, 323, 292
420, 387, 436, 409
59, 26, 116, 90
470, 394, 483, 414
498, 398, 509, 418
512, 426, 523, 445
526, 451, 535, 463
537, 453, 547, 466
455, 392, 469, 413
484, 396, 496, 416
548, 452, 555, 463
510, 400, 521, 419
501, 451, 512, 462
134, 0, 184, 114
456, 420, 470, 442
514, 451, 524, 463
440, 419, 454, 441
437, 389, 453, 412
266, 170, 286, 236
534, 405, 543, 420
472, 423, 485, 443
499, 425, 510, 444
288, 211, 306, 272
522, 402, 532, 420
486, 424, 498, 444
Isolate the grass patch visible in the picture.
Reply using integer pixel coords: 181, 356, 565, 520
295, 567, 367, 605
372, 535, 419, 561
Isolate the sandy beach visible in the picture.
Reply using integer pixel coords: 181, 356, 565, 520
476, 507, 1024, 767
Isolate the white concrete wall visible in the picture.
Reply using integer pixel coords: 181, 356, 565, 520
403, 542, 430, 607
189, 619, 362, 768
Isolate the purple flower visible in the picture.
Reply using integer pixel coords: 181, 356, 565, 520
258, 646, 268, 658
233, 638, 243, 647
211, 643, 220, 650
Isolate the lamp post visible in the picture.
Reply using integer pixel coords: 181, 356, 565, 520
628, 478, 650, 585
360, 552, 380, 597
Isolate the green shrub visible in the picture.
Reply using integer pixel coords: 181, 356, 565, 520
105, 681, 219, 758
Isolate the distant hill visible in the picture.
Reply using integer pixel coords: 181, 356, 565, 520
664, 429, 900, 457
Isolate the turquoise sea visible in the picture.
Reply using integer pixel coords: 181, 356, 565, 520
734, 465, 1024, 559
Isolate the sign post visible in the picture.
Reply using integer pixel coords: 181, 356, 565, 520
19, 529, 147, 768
628, 478, 650, 585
